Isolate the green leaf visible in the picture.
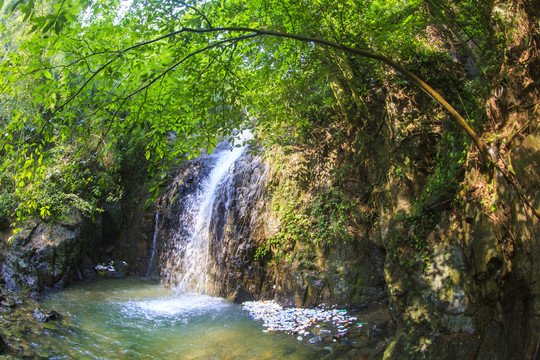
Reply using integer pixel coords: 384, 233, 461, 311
42, 20, 55, 34
403, 14, 414, 26
54, 20, 62, 35
9, 0, 23, 13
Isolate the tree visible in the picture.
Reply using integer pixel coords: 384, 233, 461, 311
2, 0, 536, 223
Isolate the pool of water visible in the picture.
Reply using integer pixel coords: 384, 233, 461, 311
32, 278, 334, 359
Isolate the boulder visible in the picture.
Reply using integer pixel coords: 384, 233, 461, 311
1, 210, 102, 294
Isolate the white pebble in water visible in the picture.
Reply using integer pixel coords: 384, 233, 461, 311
242, 300, 363, 340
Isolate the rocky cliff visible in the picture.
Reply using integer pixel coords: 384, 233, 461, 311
150, 144, 388, 308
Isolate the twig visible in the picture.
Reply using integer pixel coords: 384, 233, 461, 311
172, 0, 213, 28
126, 34, 258, 101
506, 102, 539, 147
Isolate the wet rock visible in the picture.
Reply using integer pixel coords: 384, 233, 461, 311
33, 307, 49, 323
0, 298, 16, 308
46, 309, 62, 321
80, 256, 97, 280
95, 261, 129, 278
1, 251, 40, 293
33, 307, 62, 323
116, 261, 129, 276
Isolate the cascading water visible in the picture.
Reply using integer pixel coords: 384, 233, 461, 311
146, 210, 160, 277
162, 133, 250, 294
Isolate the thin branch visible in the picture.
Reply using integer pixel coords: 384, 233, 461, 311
192, 56, 218, 86
135, 87, 150, 125
50, 0, 67, 33
18, 49, 115, 77
276, 0, 296, 34
52, 56, 117, 118
172, 0, 213, 28
214, 41, 246, 85
425, 0, 485, 54
506, 102, 539, 147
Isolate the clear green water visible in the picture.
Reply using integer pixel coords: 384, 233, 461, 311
35, 278, 327, 360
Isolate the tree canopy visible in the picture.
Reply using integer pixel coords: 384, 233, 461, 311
0, 0, 504, 225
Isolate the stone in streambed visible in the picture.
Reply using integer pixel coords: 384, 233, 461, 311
33, 307, 62, 323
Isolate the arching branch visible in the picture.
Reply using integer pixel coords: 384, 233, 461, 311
175, 26, 491, 161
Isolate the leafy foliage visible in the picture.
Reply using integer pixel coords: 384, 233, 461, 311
0, 0, 508, 229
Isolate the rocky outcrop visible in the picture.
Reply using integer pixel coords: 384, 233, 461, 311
0, 211, 106, 356
0, 211, 100, 295
380, 168, 540, 360
379, 2, 540, 357
205, 154, 271, 301
153, 144, 388, 307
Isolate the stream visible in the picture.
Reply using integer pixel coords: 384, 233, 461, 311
32, 277, 332, 359
18, 277, 393, 359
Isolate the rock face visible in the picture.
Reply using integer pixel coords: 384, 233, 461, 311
205, 154, 271, 301
379, 169, 540, 359
0, 210, 105, 355
377, 4, 540, 358
153, 144, 387, 307
0, 211, 100, 295
152, 147, 270, 300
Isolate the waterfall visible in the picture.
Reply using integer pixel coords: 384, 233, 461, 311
146, 210, 160, 278
163, 133, 250, 294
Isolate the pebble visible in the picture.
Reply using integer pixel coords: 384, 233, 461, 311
242, 300, 364, 342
